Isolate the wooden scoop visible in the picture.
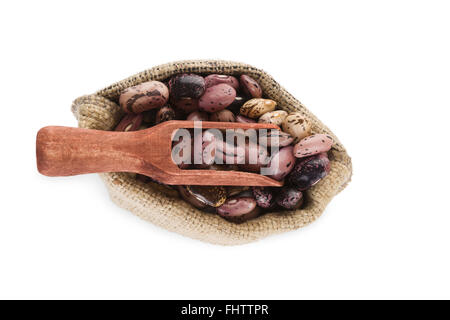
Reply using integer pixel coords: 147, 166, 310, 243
36, 120, 284, 187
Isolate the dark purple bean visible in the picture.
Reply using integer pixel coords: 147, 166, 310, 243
169, 74, 205, 100
275, 187, 304, 210
252, 187, 275, 209
287, 153, 331, 190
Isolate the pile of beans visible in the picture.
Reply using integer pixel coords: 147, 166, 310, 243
116, 74, 333, 223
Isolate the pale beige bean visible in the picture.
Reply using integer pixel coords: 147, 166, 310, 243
258, 110, 288, 126
240, 98, 277, 119
281, 112, 312, 143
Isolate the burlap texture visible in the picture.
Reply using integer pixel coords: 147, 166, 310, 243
71, 60, 352, 245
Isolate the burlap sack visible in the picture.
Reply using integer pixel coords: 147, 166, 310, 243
71, 60, 352, 245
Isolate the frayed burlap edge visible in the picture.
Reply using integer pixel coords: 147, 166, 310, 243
71, 60, 352, 245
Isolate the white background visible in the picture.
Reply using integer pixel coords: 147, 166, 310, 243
1, 0, 449, 300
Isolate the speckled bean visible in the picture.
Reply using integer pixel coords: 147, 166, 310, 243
293, 134, 333, 158
282, 113, 312, 143
259, 130, 294, 148
198, 84, 236, 113
266, 146, 296, 181
240, 98, 277, 119
205, 74, 239, 90
275, 187, 304, 210
258, 110, 288, 126
217, 197, 257, 217
119, 81, 169, 114
240, 75, 262, 98
252, 187, 275, 209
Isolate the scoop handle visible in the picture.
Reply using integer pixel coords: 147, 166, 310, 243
36, 126, 143, 177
